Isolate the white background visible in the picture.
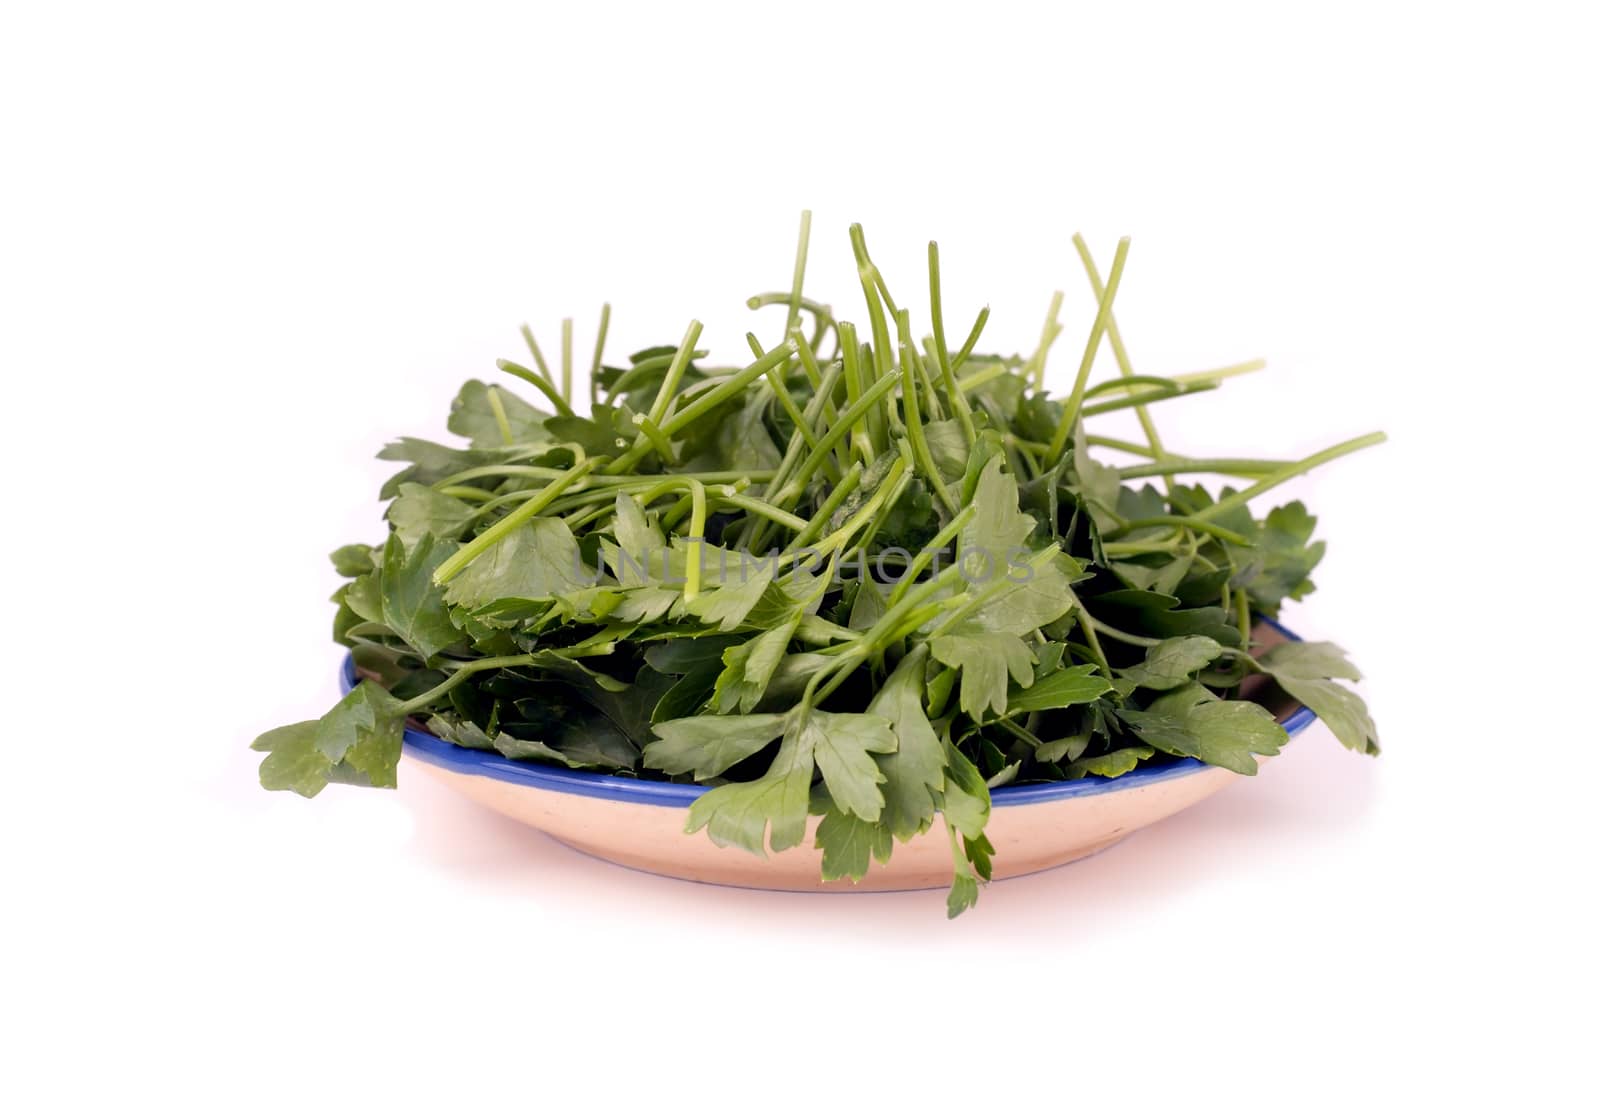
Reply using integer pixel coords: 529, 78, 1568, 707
4, 2, 1597, 1116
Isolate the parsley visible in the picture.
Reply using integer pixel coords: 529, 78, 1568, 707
252, 214, 1384, 916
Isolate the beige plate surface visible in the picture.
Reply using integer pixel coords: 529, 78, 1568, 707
407, 755, 1249, 890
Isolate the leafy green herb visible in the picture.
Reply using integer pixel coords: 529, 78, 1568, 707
253, 214, 1384, 917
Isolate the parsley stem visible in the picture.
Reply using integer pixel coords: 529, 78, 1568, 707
712, 490, 810, 535
496, 358, 576, 417
791, 462, 865, 549
560, 317, 573, 405
631, 413, 677, 464
1105, 515, 1253, 547
603, 350, 710, 406
1027, 290, 1065, 392
746, 292, 835, 339
791, 329, 840, 424
589, 303, 610, 409
433, 460, 596, 584
653, 343, 795, 441
1081, 375, 1183, 400
955, 361, 1008, 394
1047, 237, 1130, 461
897, 312, 958, 514
927, 242, 978, 446
1073, 233, 1169, 486
645, 320, 705, 428
1063, 588, 1114, 676
805, 456, 909, 559
1196, 432, 1388, 518
1081, 381, 1218, 417
1115, 457, 1286, 480
886, 505, 977, 608
748, 333, 823, 458
843, 450, 914, 560
1080, 615, 1163, 648
397, 654, 543, 714
998, 717, 1047, 750
949, 306, 991, 373
787, 209, 812, 337
683, 480, 707, 602
769, 373, 901, 509
485, 387, 514, 444
519, 324, 554, 382
837, 322, 882, 459
849, 224, 894, 380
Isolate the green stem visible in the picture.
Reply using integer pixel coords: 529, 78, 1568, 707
1073, 233, 1169, 486
769, 372, 901, 509
589, 303, 610, 408
886, 505, 977, 608
786, 210, 812, 337
397, 655, 543, 714
950, 306, 991, 373
1081, 381, 1217, 418
496, 359, 575, 417
896, 312, 958, 514
791, 462, 864, 549
1106, 515, 1253, 546
1196, 432, 1388, 517
1027, 290, 1064, 392
644, 320, 705, 427
485, 387, 514, 444
519, 324, 554, 382
433, 460, 595, 584
1047, 237, 1130, 461
927, 242, 978, 446
560, 317, 573, 405
1115, 457, 1287, 480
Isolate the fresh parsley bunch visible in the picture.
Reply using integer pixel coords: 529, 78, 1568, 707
253, 216, 1382, 916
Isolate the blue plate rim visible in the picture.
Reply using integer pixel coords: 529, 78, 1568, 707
340, 615, 1317, 807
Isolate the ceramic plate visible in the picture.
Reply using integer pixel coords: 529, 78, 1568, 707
344, 617, 1315, 891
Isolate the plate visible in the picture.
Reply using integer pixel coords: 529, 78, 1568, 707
343, 618, 1315, 891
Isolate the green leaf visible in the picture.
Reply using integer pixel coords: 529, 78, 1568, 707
257, 682, 406, 797
1124, 685, 1288, 774
868, 646, 946, 840
1230, 501, 1325, 613
930, 630, 1036, 720
802, 710, 896, 823
959, 457, 1035, 568
922, 418, 970, 479
448, 380, 550, 447
1257, 642, 1379, 755
968, 551, 1084, 636
940, 742, 992, 841
252, 721, 330, 798
1118, 635, 1224, 691
603, 492, 667, 586
330, 544, 376, 577
684, 719, 815, 855
1257, 640, 1362, 682
380, 533, 462, 660
385, 483, 477, 547
644, 714, 786, 780
1006, 662, 1111, 715
312, 680, 406, 786
442, 518, 591, 609
712, 614, 800, 714
814, 795, 894, 882
684, 564, 774, 630
1063, 747, 1156, 779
